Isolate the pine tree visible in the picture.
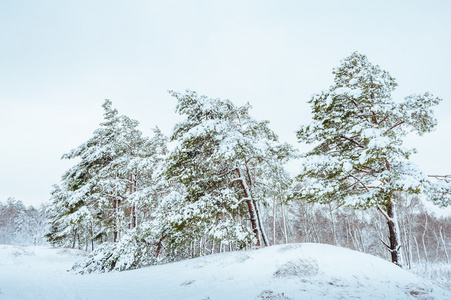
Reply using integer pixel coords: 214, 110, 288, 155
46, 100, 160, 249
165, 90, 297, 249
296, 52, 441, 267
427, 176, 451, 207
71, 127, 174, 273
49, 100, 175, 272
45, 184, 91, 248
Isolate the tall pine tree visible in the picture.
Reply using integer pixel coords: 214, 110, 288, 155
296, 52, 441, 267
46, 100, 165, 250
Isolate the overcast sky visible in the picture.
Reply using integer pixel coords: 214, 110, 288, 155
1, 0, 450, 208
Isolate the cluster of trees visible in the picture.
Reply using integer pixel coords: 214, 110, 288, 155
45, 52, 450, 273
267, 193, 451, 269
0, 197, 47, 246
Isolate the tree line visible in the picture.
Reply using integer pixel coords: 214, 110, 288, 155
0, 197, 47, 246
43, 52, 450, 273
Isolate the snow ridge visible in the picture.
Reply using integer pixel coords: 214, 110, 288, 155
0, 243, 448, 299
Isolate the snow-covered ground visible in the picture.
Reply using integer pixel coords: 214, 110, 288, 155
0, 243, 449, 299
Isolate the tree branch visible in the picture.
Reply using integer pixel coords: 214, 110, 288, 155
348, 174, 370, 192
340, 135, 365, 148
379, 237, 391, 250
377, 206, 391, 223
384, 121, 405, 135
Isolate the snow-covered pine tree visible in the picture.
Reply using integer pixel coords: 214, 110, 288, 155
46, 100, 159, 249
45, 184, 93, 248
72, 128, 175, 273
427, 175, 451, 208
165, 90, 297, 249
296, 52, 441, 267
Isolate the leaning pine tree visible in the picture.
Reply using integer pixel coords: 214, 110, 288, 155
296, 52, 441, 267
165, 90, 296, 250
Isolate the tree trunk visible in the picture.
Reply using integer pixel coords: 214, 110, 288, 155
439, 226, 449, 264
253, 199, 269, 246
386, 200, 404, 267
281, 202, 288, 244
243, 163, 269, 247
113, 198, 122, 242
235, 167, 262, 246
129, 175, 137, 229
113, 199, 118, 242
72, 228, 77, 248
421, 215, 429, 270
413, 236, 421, 264
272, 196, 276, 245
129, 205, 136, 229
155, 235, 166, 258
328, 203, 338, 246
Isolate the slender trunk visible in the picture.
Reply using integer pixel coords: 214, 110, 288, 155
113, 199, 118, 242
281, 202, 288, 244
402, 215, 413, 269
401, 221, 411, 269
253, 199, 269, 246
328, 203, 338, 246
348, 222, 360, 251
77, 233, 81, 250
235, 167, 261, 246
155, 235, 166, 259
357, 223, 365, 252
422, 215, 429, 270
439, 226, 449, 264
129, 175, 137, 229
374, 209, 385, 250
129, 205, 136, 229
273, 196, 276, 245
135, 204, 138, 228
72, 228, 77, 248
117, 200, 122, 240
243, 163, 269, 247
435, 231, 440, 259
310, 212, 321, 243
413, 236, 421, 264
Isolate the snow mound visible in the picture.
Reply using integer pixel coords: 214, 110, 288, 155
0, 243, 449, 299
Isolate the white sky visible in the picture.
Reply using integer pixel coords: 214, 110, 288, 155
1, 0, 450, 207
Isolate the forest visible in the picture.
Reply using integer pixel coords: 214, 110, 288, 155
4, 53, 451, 286
0, 197, 47, 246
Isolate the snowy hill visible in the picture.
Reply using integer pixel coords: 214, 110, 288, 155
0, 243, 449, 299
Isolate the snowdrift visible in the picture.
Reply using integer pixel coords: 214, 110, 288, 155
0, 243, 448, 299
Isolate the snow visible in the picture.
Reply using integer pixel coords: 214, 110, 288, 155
343, 161, 353, 172
333, 87, 362, 98
1, 243, 449, 299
